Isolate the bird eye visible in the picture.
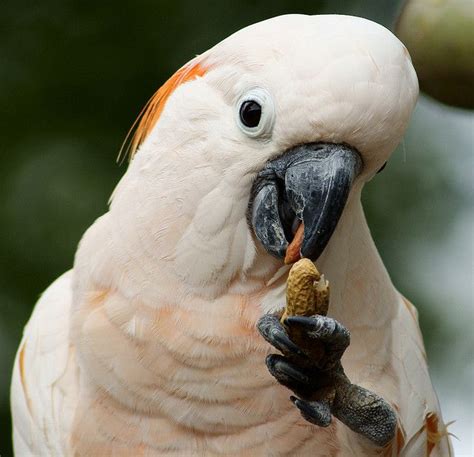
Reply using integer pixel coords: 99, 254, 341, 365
240, 100, 262, 127
236, 88, 275, 139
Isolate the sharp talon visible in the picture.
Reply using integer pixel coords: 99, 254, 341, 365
285, 316, 349, 352
285, 316, 317, 330
271, 329, 306, 357
281, 362, 310, 384
292, 397, 332, 428
266, 355, 310, 384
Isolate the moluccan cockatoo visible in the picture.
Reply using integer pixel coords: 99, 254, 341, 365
11, 14, 453, 456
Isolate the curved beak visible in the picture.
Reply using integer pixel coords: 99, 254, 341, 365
250, 142, 361, 262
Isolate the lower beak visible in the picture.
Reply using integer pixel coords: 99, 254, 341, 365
250, 142, 362, 262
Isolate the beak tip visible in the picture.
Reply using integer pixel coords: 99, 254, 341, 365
250, 142, 360, 264
301, 238, 326, 262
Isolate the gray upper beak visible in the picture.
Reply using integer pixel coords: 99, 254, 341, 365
250, 142, 362, 262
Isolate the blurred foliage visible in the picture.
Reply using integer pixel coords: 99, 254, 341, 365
396, 0, 474, 109
1, 1, 472, 455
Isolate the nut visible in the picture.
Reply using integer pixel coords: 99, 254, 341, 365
281, 258, 329, 322
281, 258, 330, 358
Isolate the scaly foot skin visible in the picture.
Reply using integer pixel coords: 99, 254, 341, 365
257, 313, 397, 447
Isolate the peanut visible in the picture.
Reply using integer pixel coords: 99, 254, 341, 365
281, 258, 330, 359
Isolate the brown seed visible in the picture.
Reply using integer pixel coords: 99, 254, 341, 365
282, 258, 329, 320
281, 258, 330, 360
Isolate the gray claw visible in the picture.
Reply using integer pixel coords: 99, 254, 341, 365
258, 313, 396, 447
290, 396, 332, 427
284, 315, 318, 330
285, 315, 350, 369
257, 314, 306, 358
266, 354, 310, 385
284, 315, 350, 344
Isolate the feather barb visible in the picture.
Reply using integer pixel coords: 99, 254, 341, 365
119, 60, 207, 162
425, 412, 455, 456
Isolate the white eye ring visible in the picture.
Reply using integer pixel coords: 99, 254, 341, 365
235, 87, 275, 139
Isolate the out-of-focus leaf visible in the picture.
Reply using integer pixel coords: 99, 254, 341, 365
396, 0, 474, 109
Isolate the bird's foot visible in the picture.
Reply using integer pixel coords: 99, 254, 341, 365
257, 313, 397, 447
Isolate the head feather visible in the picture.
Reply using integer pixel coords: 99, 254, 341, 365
119, 59, 207, 162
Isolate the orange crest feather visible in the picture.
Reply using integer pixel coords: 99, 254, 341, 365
120, 61, 207, 161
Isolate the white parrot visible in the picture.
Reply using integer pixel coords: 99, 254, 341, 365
11, 14, 453, 456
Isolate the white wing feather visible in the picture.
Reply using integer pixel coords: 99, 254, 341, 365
11, 271, 78, 456
396, 297, 454, 456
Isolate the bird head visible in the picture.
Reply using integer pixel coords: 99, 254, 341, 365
111, 14, 418, 296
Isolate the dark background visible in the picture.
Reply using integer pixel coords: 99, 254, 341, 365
1, 1, 472, 455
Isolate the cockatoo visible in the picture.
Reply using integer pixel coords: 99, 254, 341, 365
11, 14, 453, 456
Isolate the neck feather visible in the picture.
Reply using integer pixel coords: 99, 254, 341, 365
316, 190, 400, 327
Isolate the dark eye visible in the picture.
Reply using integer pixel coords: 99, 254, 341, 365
236, 88, 274, 138
239, 100, 262, 128
377, 162, 387, 174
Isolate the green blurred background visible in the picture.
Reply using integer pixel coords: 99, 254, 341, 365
1, 1, 472, 455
